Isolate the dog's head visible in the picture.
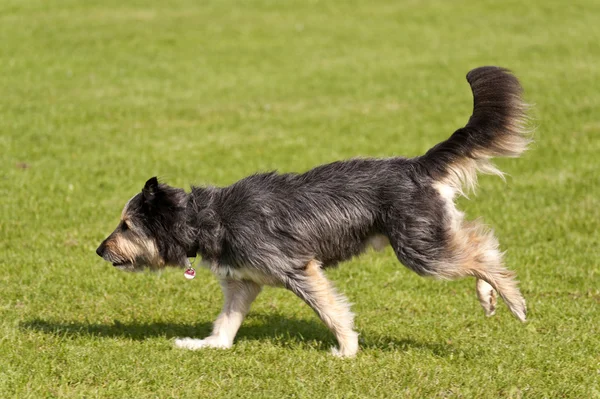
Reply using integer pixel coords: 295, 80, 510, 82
96, 177, 191, 271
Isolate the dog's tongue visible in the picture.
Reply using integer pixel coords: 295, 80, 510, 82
184, 267, 196, 280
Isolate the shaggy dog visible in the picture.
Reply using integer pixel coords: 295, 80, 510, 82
97, 66, 530, 357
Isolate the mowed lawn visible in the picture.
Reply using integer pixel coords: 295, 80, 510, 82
1, 0, 599, 397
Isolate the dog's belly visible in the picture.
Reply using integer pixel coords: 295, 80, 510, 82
203, 233, 390, 284
367, 234, 390, 252
318, 233, 390, 267
203, 261, 281, 286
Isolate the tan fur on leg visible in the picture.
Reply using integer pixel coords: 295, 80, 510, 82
302, 261, 359, 357
434, 183, 526, 321
449, 220, 526, 322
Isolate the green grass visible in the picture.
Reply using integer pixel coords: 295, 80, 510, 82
1, 0, 599, 397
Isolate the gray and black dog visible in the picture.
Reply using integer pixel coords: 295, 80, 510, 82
97, 66, 530, 357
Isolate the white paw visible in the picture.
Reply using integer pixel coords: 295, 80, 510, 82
174, 337, 231, 350
330, 332, 359, 358
330, 346, 357, 358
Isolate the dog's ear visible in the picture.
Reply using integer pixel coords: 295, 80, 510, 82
142, 177, 159, 202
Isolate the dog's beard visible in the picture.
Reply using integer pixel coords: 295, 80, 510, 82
106, 251, 163, 272
112, 261, 164, 273
110, 254, 187, 272
113, 263, 141, 272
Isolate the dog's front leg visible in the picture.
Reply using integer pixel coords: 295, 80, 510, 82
175, 279, 262, 350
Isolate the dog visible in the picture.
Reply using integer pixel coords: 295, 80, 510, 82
96, 66, 530, 357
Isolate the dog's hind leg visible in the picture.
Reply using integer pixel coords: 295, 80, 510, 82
175, 279, 262, 350
384, 203, 525, 321
285, 260, 359, 358
447, 220, 527, 322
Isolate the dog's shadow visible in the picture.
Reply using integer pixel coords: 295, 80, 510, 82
21, 314, 451, 356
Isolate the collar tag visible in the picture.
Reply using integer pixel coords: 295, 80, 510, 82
184, 257, 197, 280
184, 267, 196, 280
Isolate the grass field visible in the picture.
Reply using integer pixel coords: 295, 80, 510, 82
1, 0, 599, 397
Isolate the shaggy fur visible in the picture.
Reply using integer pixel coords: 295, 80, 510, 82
97, 66, 530, 357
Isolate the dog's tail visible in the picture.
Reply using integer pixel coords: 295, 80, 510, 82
418, 66, 531, 196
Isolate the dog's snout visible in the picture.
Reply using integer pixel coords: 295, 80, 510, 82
96, 243, 106, 258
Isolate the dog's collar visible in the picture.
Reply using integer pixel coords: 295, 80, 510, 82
186, 243, 199, 258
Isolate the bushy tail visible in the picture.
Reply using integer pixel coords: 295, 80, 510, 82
418, 66, 531, 195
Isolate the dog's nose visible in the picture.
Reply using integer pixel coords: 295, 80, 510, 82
96, 243, 105, 258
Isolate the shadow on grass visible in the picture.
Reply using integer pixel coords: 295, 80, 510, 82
21, 313, 452, 356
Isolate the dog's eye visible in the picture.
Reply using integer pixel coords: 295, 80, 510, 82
121, 221, 129, 231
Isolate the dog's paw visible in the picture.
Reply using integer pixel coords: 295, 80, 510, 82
331, 346, 357, 358
476, 279, 497, 317
174, 337, 231, 350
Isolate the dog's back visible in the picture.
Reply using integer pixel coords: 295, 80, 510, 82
216, 157, 420, 269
